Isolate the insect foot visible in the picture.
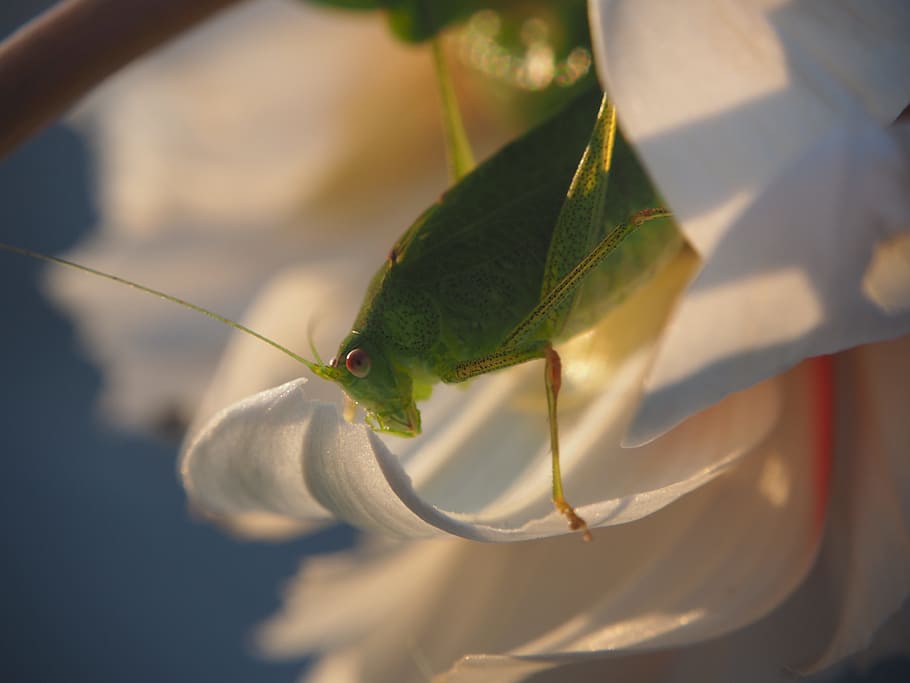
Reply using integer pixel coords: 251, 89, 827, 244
555, 495, 593, 542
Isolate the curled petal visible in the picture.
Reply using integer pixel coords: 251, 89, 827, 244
255, 361, 826, 680
182, 380, 335, 523
181, 361, 782, 541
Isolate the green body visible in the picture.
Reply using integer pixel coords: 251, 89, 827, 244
325, 87, 681, 435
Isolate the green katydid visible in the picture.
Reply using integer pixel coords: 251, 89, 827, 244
309, 82, 679, 539
1, 50, 682, 541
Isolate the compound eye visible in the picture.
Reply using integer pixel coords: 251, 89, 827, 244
344, 348, 371, 378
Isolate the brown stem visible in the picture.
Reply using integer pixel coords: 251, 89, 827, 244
0, 0, 248, 158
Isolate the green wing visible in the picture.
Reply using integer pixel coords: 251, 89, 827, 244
374, 87, 604, 363
538, 96, 682, 342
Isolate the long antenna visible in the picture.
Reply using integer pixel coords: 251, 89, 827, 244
0, 242, 322, 373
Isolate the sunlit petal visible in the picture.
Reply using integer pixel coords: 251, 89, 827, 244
627, 122, 910, 443
72, 0, 446, 235
435, 338, 910, 680
590, 0, 910, 254
590, 1, 910, 442
863, 231, 910, 315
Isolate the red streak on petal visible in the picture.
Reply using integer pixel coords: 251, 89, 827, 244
808, 355, 834, 534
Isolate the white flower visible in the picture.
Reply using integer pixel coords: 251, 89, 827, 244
48, 0, 910, 680
252, 344, 909, 681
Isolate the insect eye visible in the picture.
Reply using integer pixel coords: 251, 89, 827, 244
345, 348, 371, 378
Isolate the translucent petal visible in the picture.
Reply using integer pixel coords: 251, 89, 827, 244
590, 0, 910, 443
807, 336, 910, 669
435, 337, 910, 681
257, 539, 458, 656
590, 0, 910, 255
71, 0, 446, 235
626, 120, 910, 444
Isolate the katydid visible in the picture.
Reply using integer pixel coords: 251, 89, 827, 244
0, 78, 681, 542
310, 84, 679, 539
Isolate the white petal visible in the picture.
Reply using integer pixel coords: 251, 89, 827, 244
258, 361, 827, 681
438, 338, 910, 680
863, 231, 910, 314
590, 0, 910, 256
257, 539, 459, 656
436, 647, 803, 683
626, 121, 910, 444
71, 0, 446, 235
181, 259, 400, 540
808, 335, 910, 669
590, 0, 910, 442
436, 593, 849, 683
181, 380, 335, 523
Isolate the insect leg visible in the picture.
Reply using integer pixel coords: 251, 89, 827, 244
440, 343, 592, 540
439, 343, 548, 383
545, 344, 592, 541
